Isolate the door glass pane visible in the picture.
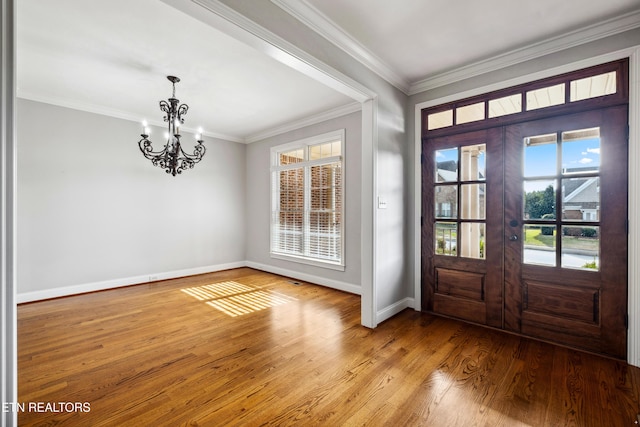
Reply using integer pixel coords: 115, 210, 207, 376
562, 226, 599, 271
428, 110, 453, 130
435, 185, 457, 218
435, 148, 458, 182
460, 144, 486, 181
524, 224, 556, 266
570, 72, 616, 101
461, 223, 485, 259
561, 128, 600, 174
488, 94, 522, 118
526, 83, 565, 111
456, 102, 484, 124
524, 133, 557, 177
524, 180, 556, 220
460, 184, 485, 219
435, 222, 457, 256
562, 177, 599, 221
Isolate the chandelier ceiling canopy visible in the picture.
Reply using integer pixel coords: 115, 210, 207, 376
138, 76, 206, 176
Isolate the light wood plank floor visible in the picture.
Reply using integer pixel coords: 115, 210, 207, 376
17, 268, 640, 426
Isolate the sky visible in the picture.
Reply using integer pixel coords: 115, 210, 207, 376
525, 137, 600, 177
434, 136, 600, 192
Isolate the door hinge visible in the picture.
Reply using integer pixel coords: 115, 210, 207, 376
421, 152, 425, 164
421, 216, 424, 227
625, 314, 629, 329
627, 124, 630, 141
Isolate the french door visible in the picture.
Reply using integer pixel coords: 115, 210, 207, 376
422, 128, 504, 329
422, 106, 628, 358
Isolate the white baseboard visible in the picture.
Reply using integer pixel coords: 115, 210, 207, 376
17, 261, 419, 329
16, 261, 247, 303
245, 261, 361, 295
377, 297, 415, 324
16, 261, 362, 303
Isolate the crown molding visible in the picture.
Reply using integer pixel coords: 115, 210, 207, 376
271, 0, 640, 97
17, 90, 362, 144
271, 0, 411, 94
409, 9, 640, 95
18, 92, 361, 144
17, 91, 244, 142
167, 0, 375, 103
244, 101, 361, 143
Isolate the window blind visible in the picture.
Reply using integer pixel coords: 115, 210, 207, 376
270, 130, 344, 268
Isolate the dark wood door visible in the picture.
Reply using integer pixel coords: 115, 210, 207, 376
422, 128, 504, 328
504, 106, 628, 358
422, 106, 628, 358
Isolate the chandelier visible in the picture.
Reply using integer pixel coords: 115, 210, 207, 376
138, 76, 206, 176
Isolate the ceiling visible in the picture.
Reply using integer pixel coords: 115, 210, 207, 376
17, 0, 640, 142
300, 0, 640, 87
16, 0, 355, 142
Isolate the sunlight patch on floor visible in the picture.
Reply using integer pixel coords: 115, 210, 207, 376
181, 281, 297, 317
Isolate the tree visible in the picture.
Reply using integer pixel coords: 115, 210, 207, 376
525, 185, 555, 219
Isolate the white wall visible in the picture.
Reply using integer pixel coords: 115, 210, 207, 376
245, 111, 362, 293
212, 0, 412, 326
17, 99, 246, 301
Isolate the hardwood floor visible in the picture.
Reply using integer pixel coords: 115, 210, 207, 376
17, 268, 640, 426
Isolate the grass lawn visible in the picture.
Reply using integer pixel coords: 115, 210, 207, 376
524, 228, 555, 247
524, 227, 598, 251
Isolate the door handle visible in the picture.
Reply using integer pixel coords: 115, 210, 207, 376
509, 234, 519, 241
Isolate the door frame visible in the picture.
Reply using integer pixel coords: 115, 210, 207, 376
414, 47, 640, 364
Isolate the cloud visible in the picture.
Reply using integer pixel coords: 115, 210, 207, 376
581, 148, 600, 156
579, 158, 593, 164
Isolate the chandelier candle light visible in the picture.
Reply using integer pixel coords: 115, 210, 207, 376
138, 76, 206, 176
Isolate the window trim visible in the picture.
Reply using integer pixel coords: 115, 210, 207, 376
270, 129, 346, 270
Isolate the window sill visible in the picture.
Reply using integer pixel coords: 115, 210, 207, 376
270, 253, 345, 271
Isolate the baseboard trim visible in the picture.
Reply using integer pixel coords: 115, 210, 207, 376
16, 261, 247, 303
16, 261, 362, 303
245, 261, 361, 295
17, 261, 415, 326
377, 297, 415, 324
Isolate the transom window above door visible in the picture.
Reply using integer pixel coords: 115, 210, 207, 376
423, 59, 627, 134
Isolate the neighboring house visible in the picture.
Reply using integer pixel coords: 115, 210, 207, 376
435, 160, 486, 219
563, 177, 600, 221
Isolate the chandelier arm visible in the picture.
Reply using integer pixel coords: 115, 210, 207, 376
177, 142, 206, 163
177, 104, 188, 122
138, 137, 168, 159
159, 100, 172, 122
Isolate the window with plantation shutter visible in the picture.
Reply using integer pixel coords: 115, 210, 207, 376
270, 130, 345, 270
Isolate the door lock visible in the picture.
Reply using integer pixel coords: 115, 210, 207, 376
509, 234, 519, 241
